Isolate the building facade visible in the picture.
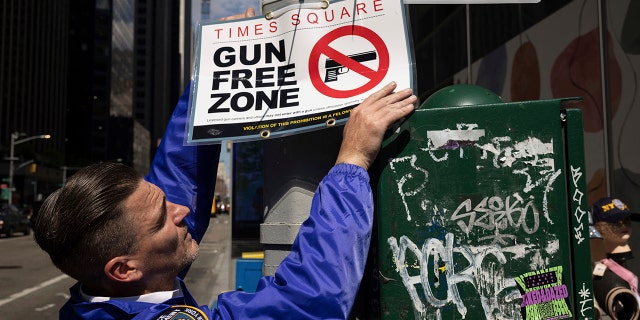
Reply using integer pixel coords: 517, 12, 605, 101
0, 1, 70, 203
1, 0, 190, 203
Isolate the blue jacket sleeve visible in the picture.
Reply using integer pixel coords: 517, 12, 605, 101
214, 164, 373, 319
144, 82, 220, 245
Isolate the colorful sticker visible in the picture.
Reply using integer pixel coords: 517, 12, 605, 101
515, 266, 572, 320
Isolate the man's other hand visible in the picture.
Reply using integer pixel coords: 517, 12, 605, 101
218, 8, 256, 21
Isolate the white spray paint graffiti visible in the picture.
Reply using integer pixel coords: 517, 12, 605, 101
389, 124, 561, 224
387, 233, 552, 319
570, 165, 593, 318
389, 154, 429, 222
450, 193, 540, 245
578, 282, 593, 319
384, 124, 574, 318
391, 125, 561, 227
477, 136, 561, 225
570, 165, 586, 245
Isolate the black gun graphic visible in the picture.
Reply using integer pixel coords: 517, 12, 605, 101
324, 51, 377, 83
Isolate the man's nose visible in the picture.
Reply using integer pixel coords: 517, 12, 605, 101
167, 201, 190, 224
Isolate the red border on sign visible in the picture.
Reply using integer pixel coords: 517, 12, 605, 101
308, 25, 390, 98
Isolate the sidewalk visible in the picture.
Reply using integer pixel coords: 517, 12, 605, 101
183, 214, 235, 307
183, 214, 264, 307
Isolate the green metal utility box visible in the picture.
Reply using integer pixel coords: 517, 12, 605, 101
374, 85, 594, 320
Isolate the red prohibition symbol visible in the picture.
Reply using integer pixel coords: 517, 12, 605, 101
308, 25, 390, 98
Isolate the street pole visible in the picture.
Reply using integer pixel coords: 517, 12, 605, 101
61, 165, 85, 186
60, 158, 121, 186
8, 132, 18, 205
6, 132, 51, 205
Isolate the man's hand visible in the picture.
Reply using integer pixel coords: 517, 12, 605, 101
336, 82, 417, 170
218, 7, 256, 21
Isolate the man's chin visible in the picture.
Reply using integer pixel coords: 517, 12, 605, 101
179, 255, 199, 273
186, 245, 199, 265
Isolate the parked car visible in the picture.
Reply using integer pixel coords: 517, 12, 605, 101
0, 203, 31, 237
217, 202, 227, 214
216, 200, 231, 214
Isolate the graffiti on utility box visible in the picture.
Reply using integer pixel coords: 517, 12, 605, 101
376, 104, 591, 320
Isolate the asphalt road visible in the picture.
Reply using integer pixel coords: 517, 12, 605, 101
0, 216, 233, 319
0, 231, 75, 319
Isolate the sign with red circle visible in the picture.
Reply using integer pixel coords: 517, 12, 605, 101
308, 25, 390, 98
188, 0, 412, 143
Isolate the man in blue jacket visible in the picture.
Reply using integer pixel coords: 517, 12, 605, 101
33, 14, 417, 320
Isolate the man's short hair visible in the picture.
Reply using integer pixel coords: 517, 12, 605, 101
34, 162, 142, 283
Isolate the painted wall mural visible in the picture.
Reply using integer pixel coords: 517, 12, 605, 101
511, 40, 541, 102
550, 28, 622, 133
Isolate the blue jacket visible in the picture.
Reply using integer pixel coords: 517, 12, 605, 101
59, 84, 374, 319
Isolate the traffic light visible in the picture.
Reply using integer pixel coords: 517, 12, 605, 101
29, 163, 37, 173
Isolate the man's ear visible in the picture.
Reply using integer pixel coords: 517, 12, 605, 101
105, 256, 141, 282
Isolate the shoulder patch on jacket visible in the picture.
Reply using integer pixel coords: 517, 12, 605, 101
153, 305, 208, 320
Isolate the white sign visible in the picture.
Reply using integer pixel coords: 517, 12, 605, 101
188, 0, 413, 143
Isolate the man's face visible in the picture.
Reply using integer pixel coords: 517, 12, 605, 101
595, 217, 632, 245
124, 180, 199, 277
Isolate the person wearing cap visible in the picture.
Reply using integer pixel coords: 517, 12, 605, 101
591, 197, 637, 260
591, 197, 640, 320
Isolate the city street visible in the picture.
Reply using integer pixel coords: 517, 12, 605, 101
0, 215, 234, 318
0, 232, 74, 319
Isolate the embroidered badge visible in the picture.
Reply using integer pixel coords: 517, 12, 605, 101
154, 305, 208, 320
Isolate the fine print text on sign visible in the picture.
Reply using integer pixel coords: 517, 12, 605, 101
188, 0, 414, 144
